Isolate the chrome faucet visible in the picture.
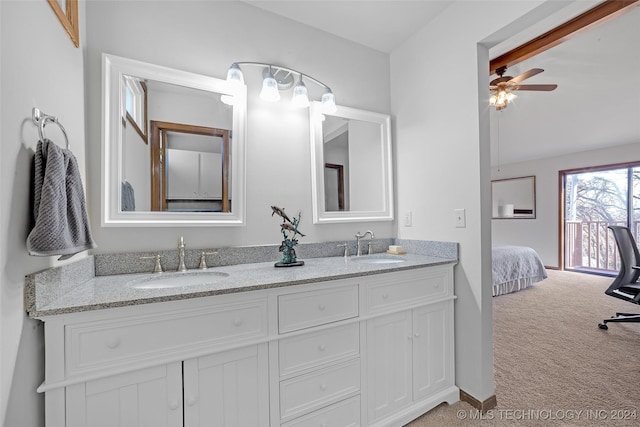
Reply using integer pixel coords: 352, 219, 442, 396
355, 230, 375, 256
177, 236, 187, 272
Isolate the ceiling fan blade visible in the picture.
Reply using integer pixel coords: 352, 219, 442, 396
509, 68, 544, 84
512, 84, 557, 91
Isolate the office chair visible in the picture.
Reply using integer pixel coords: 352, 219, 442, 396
598, 225, 640, 330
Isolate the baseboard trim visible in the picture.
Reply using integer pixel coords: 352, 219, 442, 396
459, 390, 497, 413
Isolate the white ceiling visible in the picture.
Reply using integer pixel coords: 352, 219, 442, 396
242, 1, 640, 166
241, 1, 453, 53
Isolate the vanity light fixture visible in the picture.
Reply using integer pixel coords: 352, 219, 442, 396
223, 62, 337, 112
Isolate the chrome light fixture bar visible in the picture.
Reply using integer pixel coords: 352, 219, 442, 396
223, 62, 337, 112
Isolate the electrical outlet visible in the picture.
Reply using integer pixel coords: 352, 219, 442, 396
454, 209, 466, 228
403, 211, 412, 227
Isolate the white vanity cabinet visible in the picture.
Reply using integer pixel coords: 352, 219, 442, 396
364, 268, 456, 426
41, 295, 270, 427
37, 263, 458, 427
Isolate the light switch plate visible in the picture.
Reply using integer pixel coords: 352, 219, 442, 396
454, 209, 466, 228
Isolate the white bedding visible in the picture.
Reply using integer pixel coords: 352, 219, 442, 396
492, 245, 548, 296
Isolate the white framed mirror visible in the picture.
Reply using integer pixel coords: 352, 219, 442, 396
491, 176, 536, 219
102, 54, 247, 226
309, 102, 393, 223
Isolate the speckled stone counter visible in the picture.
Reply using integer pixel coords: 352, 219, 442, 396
25, 240, 457, 318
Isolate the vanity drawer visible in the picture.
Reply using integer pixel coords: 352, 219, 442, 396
66, 298, 268, 374
280, 358, 360, 421
279, 323, 359, 377
278, 284, 359, 333
367, 268, 450, 314
281, 395, 360, 427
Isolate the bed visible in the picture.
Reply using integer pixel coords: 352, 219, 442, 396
492, 245, 548, 296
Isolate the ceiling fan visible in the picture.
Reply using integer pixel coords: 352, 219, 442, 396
489, 66, 558, 110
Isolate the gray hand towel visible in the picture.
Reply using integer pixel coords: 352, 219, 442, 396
27, 139, 97, 260
121, 180, 136, 211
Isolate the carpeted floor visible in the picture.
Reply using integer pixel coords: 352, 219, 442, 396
406, 269, 640, 426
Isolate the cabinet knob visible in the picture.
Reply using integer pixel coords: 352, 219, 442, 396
105, 337, 121, 349
186, 396, 197, 406
233, 319, 243, 327
169, 400, 179, 410
319, 383, 327, 391
318, 304, 326, 311
382, 294, 389, 300
318, 344, 327, 352
414, 332, 421, 338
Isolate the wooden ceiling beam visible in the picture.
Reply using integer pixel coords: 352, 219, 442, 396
489, 0, 639, 75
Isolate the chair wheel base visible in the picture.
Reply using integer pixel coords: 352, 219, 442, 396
598, 323, 609, 330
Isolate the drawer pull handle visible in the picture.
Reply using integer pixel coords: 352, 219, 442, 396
319, 383, 327, 391
186, 396, 197, 406
105, 337, 121, 349
318, 344, 326, 352
169, 400, 179, 410
233, 319, 243, 327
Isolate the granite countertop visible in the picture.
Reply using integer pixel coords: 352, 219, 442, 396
28, 253, 456, 317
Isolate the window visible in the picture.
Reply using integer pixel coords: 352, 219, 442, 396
124, 76, 148, 142
562, 163, 640, 273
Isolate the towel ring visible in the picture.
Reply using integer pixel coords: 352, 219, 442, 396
32, 107, 70, 149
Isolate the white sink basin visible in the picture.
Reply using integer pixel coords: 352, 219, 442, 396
128, 271, 230, 289
350, 256, 406, 264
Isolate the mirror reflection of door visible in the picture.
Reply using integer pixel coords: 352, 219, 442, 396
324, 163, 345, 211
323, 118, 350, 211
150, 121, 230, 212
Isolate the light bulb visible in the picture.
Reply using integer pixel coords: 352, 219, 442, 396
220, 94, 234, 106
291, 77, 310, 108
226, 63, 244, 85
260, 67, 280, 102
321, 88, 337, 113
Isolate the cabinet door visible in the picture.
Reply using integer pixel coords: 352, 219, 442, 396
166, 149, 200, 198
66, 363, 183, 427
366, 310, 412, 422
199, 152, 222, 199
183, 344, 269, 427
412, 301, 454, 401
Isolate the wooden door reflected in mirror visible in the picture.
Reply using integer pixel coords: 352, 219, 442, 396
150, 121, 230, 212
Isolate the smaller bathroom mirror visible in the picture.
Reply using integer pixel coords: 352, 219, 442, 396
491, 176, 536, 219
309, 103, 393, 223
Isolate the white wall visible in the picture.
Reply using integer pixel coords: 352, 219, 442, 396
85, 1, 394, 253
492, 141, 640, 268
0, 1, 87, 425
389, 0, 575, 402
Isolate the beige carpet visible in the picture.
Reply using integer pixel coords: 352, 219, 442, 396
406, 269, 640, 426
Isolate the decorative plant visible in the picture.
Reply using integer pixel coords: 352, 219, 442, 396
271, 205, 305, 266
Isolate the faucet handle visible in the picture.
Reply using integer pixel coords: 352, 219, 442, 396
140, 254, 164, 273
337, 243, 349, 257
198, 251, 219, 269
367, 241, 376, 255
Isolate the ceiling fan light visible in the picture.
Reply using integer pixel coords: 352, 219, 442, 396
260, 67, 280, 102
489, 95, 497, 106
506, 92, 517, 102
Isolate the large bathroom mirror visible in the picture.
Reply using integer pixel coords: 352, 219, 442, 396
309, 102, 393, 223
491, 176, 536, 219
102, 54, 247, 226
